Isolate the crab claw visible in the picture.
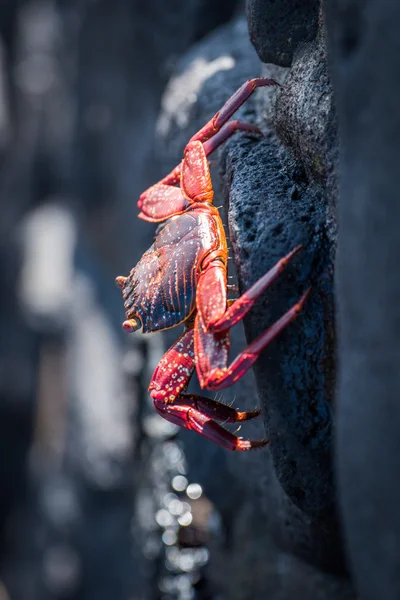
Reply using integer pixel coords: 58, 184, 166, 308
115, 276, 127, 289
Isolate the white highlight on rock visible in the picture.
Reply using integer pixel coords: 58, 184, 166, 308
157, 55, 236, 137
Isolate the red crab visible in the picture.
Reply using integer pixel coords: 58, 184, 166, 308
116, 78, 310, 450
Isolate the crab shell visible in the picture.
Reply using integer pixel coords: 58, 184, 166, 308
122, 203, 227, 333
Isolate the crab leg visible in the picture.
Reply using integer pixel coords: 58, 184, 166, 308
154, 399, 267, 450
195, 289, 310, 391
138, 120, 262, 221
196, 246, 303, 334
195, 246, 310, 391
209, 246, 303, 333
201, 120, 262, 156
189, 77, 279, 145
138, 79, 279, 222
149, 327, 267, 450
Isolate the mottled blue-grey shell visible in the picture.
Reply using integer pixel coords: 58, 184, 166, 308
123, 211, 220, 332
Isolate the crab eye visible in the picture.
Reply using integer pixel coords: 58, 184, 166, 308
122, 316, 141, 333
115, 275, 127, 289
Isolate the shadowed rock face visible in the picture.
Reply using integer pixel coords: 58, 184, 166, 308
246, 0, 320, 66
223, 18, 338, 519
221, 2, 340, 548
222, 130, 335, 513
324, 1, 400, 599
274, 25, 338, 218
155, 12, 354, 592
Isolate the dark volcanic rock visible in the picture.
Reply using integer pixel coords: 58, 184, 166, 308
223, 133, 334, 510
231, 16, 338, 519
324, 1, 400, 599
246, 0, 320, 66
274, 24, 338, 218
155, 13, 352, 592
221, 110, 339, 568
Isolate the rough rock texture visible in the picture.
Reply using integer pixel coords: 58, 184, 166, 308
155, 14, 354, 596
221, 129, 339, 565
324, 1, 400, 599
246, 0, 320, 66
229, 17, 338, 517
274, 23, 338, 220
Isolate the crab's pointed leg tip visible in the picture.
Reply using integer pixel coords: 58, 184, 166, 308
122, 319, 141, 333
256, 439, 270, 448
237, 438, 269, 450
301, 287, 312, 304
249, 125, 264, 136
115, 276, 127, 289
236, 408, 262, 421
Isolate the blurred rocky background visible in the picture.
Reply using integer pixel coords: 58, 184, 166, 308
0, 0, 396, 599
